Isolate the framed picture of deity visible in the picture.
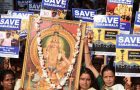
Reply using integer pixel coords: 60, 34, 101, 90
21, 15, 86, 90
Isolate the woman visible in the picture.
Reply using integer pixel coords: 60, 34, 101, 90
79, 68, 96, 90
135, 84, 140, 90
84, 37, 131, 90
101, 65, 125, 90
0, 70, 15, 90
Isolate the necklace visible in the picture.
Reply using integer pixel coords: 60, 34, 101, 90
35, 17, 82, 89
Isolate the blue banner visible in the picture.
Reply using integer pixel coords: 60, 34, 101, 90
17, 0, 32, 5
0, 46, 19, 58
10, 11, 34, 19
42, 0, 68, 9
108, 0, 133, 5
0, 18, 21, 30
94, 15, 120, 29
120, 22, 131, 31
28, 2, 41, 12
134, 11, 140, 25
116, 35, 140, 49
72, 8, 96, 22
16, 0, 33, 11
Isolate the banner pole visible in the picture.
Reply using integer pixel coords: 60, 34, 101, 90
139, 2, 140, 12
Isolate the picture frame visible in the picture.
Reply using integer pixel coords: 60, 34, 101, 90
21, 15, 86, 90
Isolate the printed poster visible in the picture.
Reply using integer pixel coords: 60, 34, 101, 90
91, 15, 120, 56
133, 11, 140, 34
106, 0, 133, 34
28, 2, 41, 13
115, 34, 140, 77
40, 0, 68, 19
0, 18, 21, 58
72, 8, 96, 49
7, 11, 34, 39
0, 0, 14, 14
72, 8, 96, 22
21, 16, 86, 90
16, 0, 33, 11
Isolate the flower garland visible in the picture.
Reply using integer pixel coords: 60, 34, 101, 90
35, 17, 82, 89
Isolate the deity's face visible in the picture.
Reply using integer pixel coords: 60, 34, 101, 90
1, 74, 15, 90
79, 73, 91, 90
50, 34, 59, 48
103, 70, 115, 87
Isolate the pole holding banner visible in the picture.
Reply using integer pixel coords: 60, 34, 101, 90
139, 3, 140, 11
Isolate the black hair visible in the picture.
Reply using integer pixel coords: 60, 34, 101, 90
0, 70, 15, 90
6, 32, 11, 37
126, 16, 131, 21
80, 67, 93, 77
101, 65, 115, 77
0, 69, 15, 82
79, 67, 94, 88
52, 11, 57, 17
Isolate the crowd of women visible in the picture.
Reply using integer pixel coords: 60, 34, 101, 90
78, 37, 132, 90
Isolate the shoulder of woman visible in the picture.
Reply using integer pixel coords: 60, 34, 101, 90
88, 87, 96, 90
112, 84, 125, 90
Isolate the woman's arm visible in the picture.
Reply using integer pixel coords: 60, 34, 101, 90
84, 37, 99, 78
84, 37, 104, 89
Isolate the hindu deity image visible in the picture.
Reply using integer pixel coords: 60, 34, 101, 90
42, 32, 70, 83
23, 23, 77, 90
21, 16, 85, 90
